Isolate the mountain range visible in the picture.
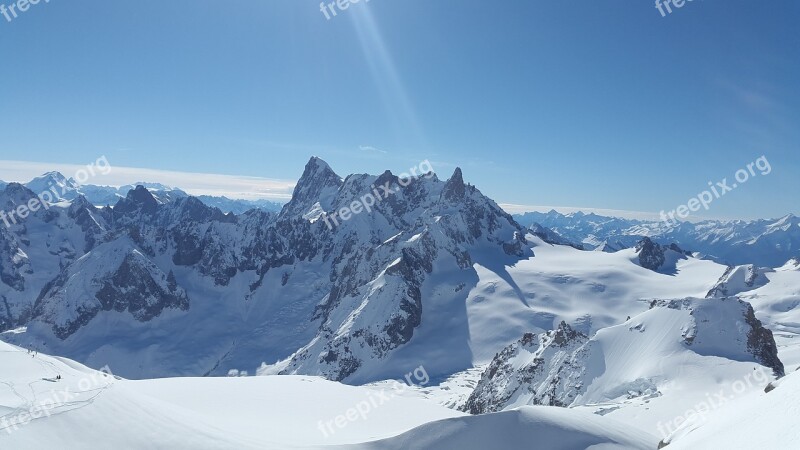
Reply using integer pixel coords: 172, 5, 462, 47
9, 171, 283, 214
514, 210, 800, 267
1, 157, 799, 448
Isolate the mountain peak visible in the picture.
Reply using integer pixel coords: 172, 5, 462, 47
442, 167, 466, 201
36, 171, 69, 181
25, 172, 80, 200
281, 157, 343, 218
450, 167, 463, 183
113, 185, 159, 215
297, 157, 340, 186
306, 156, 332, 171
123, 182, 177, 191
128, 185, 156, 201
28, 171, 77, 187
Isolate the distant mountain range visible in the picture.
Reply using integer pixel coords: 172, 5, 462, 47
8, 171, 283, 214
514, 210, 800, 267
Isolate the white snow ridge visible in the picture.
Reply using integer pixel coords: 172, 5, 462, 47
1, 159, 799, 449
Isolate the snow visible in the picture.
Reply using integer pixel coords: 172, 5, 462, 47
4, 169, 800, 448
0, 340, 462, 449
350, 406, 658, 450
739, 266, 800, 371
666, 369, 800, 449
1, 337, 663, 449
572, 298, 778, 436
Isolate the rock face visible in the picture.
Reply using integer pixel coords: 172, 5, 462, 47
634, 238, 688, 273
462, 297, 785, 415
0, 226, 29, 294
281, 156, 343, 219
32, 242, 190, 340
647, 298, 783, 376
635, 237, 665, 271
266, 164, 531, 381
462, 322, 589, 414
0, 158, 530, 380
743, 303, 785, 377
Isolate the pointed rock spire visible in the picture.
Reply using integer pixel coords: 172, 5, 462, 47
442, 167, 466, 202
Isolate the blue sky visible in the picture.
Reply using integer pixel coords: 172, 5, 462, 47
0, 0, 798, 220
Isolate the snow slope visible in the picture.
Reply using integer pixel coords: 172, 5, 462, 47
0, 340, 462, 449
463, 296, 782, 437
665, 368, 800, 449
349, 406, 658, 450
2, 340, 662, 450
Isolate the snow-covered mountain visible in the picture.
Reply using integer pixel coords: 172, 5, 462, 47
515, 210, 800, 267
24, 171, 83, 201
462, 297, 783, 414
1, 158, 529, 381
2, 159, 798, 383
2, 157, 800, 448
193, 195, 283, 214
16, 171, 282, 213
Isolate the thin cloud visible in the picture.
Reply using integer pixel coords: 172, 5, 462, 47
0, 160, 296, 201
359, 145, 388, 154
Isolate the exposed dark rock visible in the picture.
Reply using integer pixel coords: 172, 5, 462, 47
635, 237, 666, 271
462, 322, 588, 414
744, 304, 785, 376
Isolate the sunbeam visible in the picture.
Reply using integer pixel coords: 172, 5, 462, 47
349, 5, 427, 147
